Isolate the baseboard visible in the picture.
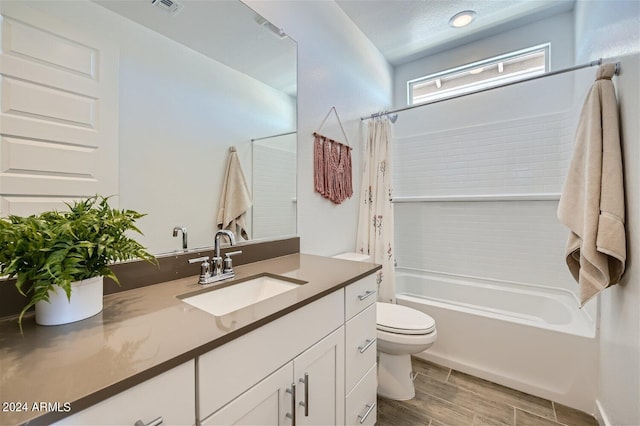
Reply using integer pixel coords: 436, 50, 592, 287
595, 399, 611, 426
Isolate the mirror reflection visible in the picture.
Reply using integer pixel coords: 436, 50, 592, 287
251, 131, 297, 240
3, 0, 297, 255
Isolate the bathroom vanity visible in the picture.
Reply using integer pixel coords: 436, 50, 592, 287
0, 254, 380, 426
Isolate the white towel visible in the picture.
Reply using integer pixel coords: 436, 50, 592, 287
216, 146, 252, 240
557, 63, 626, 306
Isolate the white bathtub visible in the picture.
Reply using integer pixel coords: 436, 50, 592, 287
396, 268, 597, 413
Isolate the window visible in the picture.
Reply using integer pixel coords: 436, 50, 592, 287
407, 44, 550, 106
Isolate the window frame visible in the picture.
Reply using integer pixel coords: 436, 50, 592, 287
407, 43, 551, 106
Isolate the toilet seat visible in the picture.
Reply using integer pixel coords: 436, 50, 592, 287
377, 302, 435, 335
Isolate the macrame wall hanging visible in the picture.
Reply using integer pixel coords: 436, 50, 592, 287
313, 107, 353, 204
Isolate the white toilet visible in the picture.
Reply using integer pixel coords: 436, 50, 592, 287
376, 301, 437, 400
333, 253, 438, 400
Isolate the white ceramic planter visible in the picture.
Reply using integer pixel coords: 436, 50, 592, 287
35, 276, 104, 326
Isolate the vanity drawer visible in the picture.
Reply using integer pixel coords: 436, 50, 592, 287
345, 302, 377, 392
345, 364, 377, 426
345, 274, 377, 320
55, 360, 195, 426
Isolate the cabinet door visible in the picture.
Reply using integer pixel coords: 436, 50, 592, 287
203, 363, 294, 426
294, 327, 345, 426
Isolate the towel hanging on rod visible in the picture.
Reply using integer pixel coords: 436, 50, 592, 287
313, 106, 353, 204
557, 63, 626, 306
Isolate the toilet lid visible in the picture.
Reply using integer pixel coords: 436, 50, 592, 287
376, 302, 436, 335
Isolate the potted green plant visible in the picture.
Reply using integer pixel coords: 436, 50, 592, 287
0, 195, 157, 329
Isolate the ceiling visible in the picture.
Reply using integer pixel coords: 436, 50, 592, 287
335, 0, 575, 65
92, 0, 576, 93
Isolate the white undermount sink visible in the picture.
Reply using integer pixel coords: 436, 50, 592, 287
180, 273, 306, 317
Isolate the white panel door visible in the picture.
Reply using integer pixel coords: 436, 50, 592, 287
0, 1, 118, 215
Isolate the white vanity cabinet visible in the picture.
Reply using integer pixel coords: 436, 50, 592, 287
200, 273, 378, 426
51, 271, 378, 426
54, 360, 196, 426
198, 289, 345, 425
204, 327, 345, 426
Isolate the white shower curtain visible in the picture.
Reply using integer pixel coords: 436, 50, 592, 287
356, 118, 395, 303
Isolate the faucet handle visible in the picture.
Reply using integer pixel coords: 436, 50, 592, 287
223, 250, 243, 274
188, 256, 211, 283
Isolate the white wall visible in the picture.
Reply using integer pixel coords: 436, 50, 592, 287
244, 0, 393, 256
393, 11, 575, 108
574, 1, 640, 425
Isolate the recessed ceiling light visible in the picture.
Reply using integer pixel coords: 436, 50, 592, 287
449, 10, 476, 28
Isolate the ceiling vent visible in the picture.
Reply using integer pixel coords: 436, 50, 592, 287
151, 0, 184, 16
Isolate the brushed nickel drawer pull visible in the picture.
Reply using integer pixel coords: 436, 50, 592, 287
134, 417, 163, 426
358, 290, 375, 301
286, 383, 296, 425
299, 373, 309, 417
358, 338, 376, 354
357, 402, 376, 424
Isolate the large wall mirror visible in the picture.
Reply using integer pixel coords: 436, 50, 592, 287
1, 0, 297, 255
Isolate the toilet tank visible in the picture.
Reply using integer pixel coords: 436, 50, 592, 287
333, 252, 371, 262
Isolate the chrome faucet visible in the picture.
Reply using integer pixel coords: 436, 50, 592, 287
187, 230, 242, 285
214, 229, 236, 273
172, 226, 188, 251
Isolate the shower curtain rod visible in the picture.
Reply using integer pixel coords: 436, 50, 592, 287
361, 58, 621, 121
251, 130, 296, 142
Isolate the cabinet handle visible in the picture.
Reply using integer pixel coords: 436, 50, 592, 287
358, 290, 375, 301
134, 417, 163, 426
298, 373, 309, 417
358, 338, 376, 354
286, 383, 296, 425
357, 402, 376, 424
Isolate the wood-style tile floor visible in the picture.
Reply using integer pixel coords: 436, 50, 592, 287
376, 358, 599, 426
